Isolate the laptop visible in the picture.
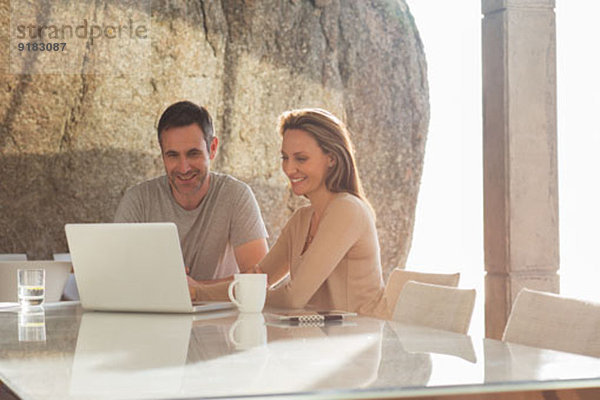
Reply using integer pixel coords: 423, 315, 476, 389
65, 223, 234, 313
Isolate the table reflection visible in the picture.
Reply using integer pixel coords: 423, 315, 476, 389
388, 321, 477, 363
374, 323, 433, 388
67, 310, 386, 399
229, 313, 267, 350
263, 317, 384, 391
18, 307, 46, 342
70, 312, 195, 397
0, 304, 599, 400
180, 314, 385, 397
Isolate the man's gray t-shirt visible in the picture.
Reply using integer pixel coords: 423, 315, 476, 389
114, 172, 268, 280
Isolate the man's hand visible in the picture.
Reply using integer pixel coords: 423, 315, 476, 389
244, 264, 264, 274
234, 238, 268, 273
187, 275, 202, 301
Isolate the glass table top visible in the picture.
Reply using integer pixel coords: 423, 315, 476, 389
0, 302, 599, 400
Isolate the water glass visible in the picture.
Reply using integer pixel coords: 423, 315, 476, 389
17, 269, 45, 307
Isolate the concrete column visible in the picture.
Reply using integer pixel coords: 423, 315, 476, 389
482, 0, 559, 339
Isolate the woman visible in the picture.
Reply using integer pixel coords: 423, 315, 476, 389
191, 108, 387, 317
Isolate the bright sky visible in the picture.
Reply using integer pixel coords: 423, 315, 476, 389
405, 0, 600, 334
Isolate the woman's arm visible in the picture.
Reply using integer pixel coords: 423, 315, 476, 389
190, 216, 294, 301
257, 223, 292, 286
266, 197, 367, 309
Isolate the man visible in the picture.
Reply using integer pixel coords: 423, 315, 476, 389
114, 101, 268, 283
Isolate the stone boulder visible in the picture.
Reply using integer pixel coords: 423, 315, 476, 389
0, 0, 428, 277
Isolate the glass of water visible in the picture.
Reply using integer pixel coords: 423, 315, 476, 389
17, 269, 45, 307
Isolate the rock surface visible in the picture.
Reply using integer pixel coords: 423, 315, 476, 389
0, 0, 428, 277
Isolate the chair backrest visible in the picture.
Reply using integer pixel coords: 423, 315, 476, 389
383, 269, 460, 319
53, 253, 72, 262
392, 281, 476, 334
502, 288, 600, 358
52, 253, 79, 300
0, 254, 27, 261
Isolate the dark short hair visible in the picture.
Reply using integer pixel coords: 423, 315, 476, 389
157, 101, 214, 151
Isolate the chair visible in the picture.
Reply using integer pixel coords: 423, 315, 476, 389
382, 268, 460, 319
52, 253, 79, 300
392, 281, 476, 334
0, 254, 27, 261
502, 288, 600, 358
53, 253, 71, 262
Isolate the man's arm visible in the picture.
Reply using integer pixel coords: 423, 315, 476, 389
234, 238, 268, 272
187, 238, 268, 285
188, 239, 268, 300
228, 181, 269, 273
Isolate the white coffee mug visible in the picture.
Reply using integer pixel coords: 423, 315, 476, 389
228, 273, 267, 313
228, 313, 267, 350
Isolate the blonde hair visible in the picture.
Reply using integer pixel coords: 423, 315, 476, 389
278, 108, 373, 214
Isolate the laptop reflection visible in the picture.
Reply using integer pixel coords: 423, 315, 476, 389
69, 312, 194, 398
